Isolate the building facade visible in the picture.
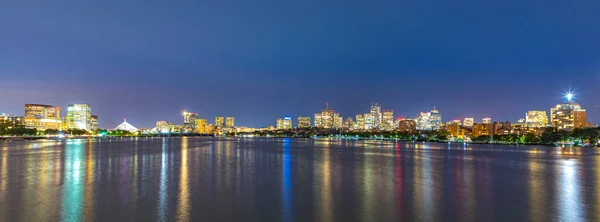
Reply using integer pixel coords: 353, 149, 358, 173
416, 108, 442, 131
297, 116, 311, 128
195, 119, 208, 133
525, 110, 548, 127
355, 114, 365, 130
277, 117, 293, 129
382, 110, 394, 131
314, 106, 334, 128
90, 115, 98, 131
215, 116, 225, 126
463, 118, 474, 127
225, 117, 235, 127
23, 104, 61, 130
398, 118, 416, 132
482, 118, 492, 124
156, 121, 173, 133
550, 102, 586, 130
67, 104, 92, 130
370, 103, 382, 129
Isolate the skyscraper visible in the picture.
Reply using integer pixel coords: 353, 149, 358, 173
314, 104, 334, 128
277, 116, 293, 129
382, 110, 394, 131
463, 118, 474, 127
226, 117, 235, 127
370, 103, 382, 129
297, 116, 311, 128
364, 113, 373, 130
355, 114, 365, 130
343, 117, 355, 130
215, 116, 225, 126
67, 104, 92, 130
525, 110, 548, 127
550, 101, 586, 130
182, 111, 198, 133
90, 115, 98, 131
416, 108, 442, 130
333, 113, 343, 129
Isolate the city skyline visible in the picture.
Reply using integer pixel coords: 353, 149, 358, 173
0, 91, 594, 129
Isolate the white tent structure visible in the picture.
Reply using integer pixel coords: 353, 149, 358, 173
114, 118, 139, 132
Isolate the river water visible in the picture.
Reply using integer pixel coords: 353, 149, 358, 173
0, 137, 598, 221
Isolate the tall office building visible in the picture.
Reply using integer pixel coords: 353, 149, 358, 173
364, 113, 373, 130
482, 118, 492, 124
277, 116, 293, 129
343, 117, 355, 130
215, 116, 225, 126
183, 111, 198, 124
314, 104, 334, 128
195, 119, 208, 133
550, 101, 586, 130
226, 117, 235, 127
416, 108, 442, 130
297, 116, 311, 128
382, 110, 394, 131
355, 114, 365, 130
463, 118, 474, 127
90, 115, 98, 131
525, 110, 548, 127
67, 104, 92, 130
370, 103, 382, 129
23, 104, 61, 130
333, 113, 343, 129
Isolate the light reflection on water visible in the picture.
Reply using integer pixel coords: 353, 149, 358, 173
0, 138, 598, 221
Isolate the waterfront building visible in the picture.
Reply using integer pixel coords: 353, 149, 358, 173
471, 123, 493, 137
195, 119, 208, 133
446, 122, 465, 139
550, 101, 586, 130
314, 104, 334, 128
482, 118, 492, 124
397, 118, 416, 132
226, 117, 235, 127
343, 117, 355, 130
463, 118, 474, 127
215, 116, 225, 126
370, 103, 382, 129
525, 110, 548, 127
333, 113, 343, 129
156, 121, 173, 133
23, 104, 61, 130
277, 116, 293, 129
0, 113, 24, 127
382, 110, 395, 131
90, 115, 98, 131
364, 113, 373, 130
297, 116, 311, 128
67, 104, 92, 130
416, 108, 442, 130
206, 124, 215, 134
355, 114, 365, 130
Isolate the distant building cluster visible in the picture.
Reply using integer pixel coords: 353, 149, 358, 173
1, 103, 98, 132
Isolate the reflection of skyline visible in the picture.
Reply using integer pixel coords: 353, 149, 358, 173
0, 139, 599, 221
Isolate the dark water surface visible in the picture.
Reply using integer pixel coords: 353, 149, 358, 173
0, 137, 598, 222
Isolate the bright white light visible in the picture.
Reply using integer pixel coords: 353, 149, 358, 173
566, 93, 573, 101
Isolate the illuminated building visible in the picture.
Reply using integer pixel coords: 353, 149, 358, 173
343, 117, 354, 130
471, 123, 492, 137
67, 104, 92, 130
226, 117, 235, 127
446, 122, 465, 139
182, 111, 198, 133
364, 113, 373, 130
525, 110, 548, 127
314, 104, 334, 128
397, 118, 416, 132
0, 114, 24, 127
156, 121, 173, 133
370, 103, 382, 129
463, 118, 474, 127
333, 113, 343, 129
277, 116, 293, 129
355, 114, 365, 130
195, 119, 208, 133
452, 119, 461, 125
297, 116, 311, 128
90, 115, 98, 131
215, 116, 225, 126
206, 124, 215, 134
23, 104, 61, 130
382, 110, 394, 131
550, 101, 586, 130
482, 118, 492, 124
416, 108, 442, 130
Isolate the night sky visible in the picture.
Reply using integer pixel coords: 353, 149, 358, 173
1, 1, 599, 128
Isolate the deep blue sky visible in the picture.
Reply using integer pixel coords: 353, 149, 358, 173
1, 0, 599, 128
